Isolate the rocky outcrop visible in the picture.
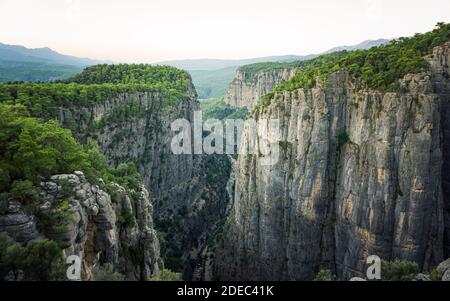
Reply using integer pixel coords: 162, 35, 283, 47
0, 202, 41, 244
0, 171, 162, 280
58, 87, 198, 201
224, 68, 297, 110
213, 43, 450, 280
427, 42, 450, 258
38, 171, 162, 280
54, 79, 232, 279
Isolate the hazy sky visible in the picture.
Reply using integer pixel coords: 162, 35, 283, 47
0, 0, 449, 62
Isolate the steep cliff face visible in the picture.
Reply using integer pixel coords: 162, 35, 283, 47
427, 42, 450, 258
58, 87, 198, 200
56, 80, 231, 279
213, 43, 450, 280
224, 68, 297, 110
0, 171, 162, 280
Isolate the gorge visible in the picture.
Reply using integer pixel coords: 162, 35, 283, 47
1, 23, 450, 281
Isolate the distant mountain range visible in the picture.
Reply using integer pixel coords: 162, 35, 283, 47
0, 39, 390, 95
159, 39, 390, 99
158, 55, 312, 71
323, 39, 390, 54
158, 39, 390, 71
0, 43, 109, 82
0, 43, 108, 66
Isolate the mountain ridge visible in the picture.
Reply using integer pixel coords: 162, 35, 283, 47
158, 39, 390, 71
0, 42, 109, 66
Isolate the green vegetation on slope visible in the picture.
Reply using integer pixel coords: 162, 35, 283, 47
150, 268, 182, 281
189, 66, 237, 99
0, 64, 193, 120
237, 39, 389, 77
381, 260, 420, 281
0, 233, 66, 281
69, 64, 191, 87
238, 61, 305, 80
200, 97, 248, 120
0, 103, 142, 227
0, 61, 83, 83
255, 22, 450, 110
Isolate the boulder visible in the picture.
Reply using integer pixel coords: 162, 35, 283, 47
442, 269, 450, 281
414, 273, 431, 281
349, 277, 366, 281
437, 258, 450, 272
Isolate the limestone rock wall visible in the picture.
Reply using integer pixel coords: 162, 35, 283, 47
0, 171, 162, 280
213, 43, 450, 280
55, 82, 232, 279
224, 68, 297, 110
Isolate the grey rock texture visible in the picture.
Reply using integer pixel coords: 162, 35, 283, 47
442, 269, 450, 281
54, 79, 232, 279
0, 201, 41, 244
349, 277, 366, 281
224, 68, 297, 110
38, 172, 162, 280
427, 42, 450, 258
436, 258, 450, 272
58, 88, 198, 201
414, 273, 431, 281
213, 43, 450, 280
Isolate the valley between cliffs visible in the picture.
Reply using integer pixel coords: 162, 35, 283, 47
210, 42, 450, 280
1, 27, 450, 282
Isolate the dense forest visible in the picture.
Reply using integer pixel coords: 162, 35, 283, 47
0, 102, 143, 280
0, 61, 82, 83
0, 64, 193, 120
254, 22, 450, 110
0, 65, 194, 280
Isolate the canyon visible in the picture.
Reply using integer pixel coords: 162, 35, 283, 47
211, 42, 450, 280
1, 27, 450, 281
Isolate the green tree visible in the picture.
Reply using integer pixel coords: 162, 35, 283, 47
150, 269, 182, 281
10, 180, 41, 207
314, 269, 337, 281
381, 259, 419, 281
3, 243, 25, 280
92, 263, 125, 281
0, 233, 22, 280
0, 192, 10, 214
429, 268, 444, 281
21, 239, 66, 281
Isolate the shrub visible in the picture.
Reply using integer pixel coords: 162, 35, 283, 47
92, 263, 125, 281
0, 192, 10, 214
128, 243, 145, 266
429, 268, 444, 281
314, 269, 337, 281
256, 22, 450, 109
21, 239, 66, 281
381, 259, 419, 281
59, 179, 74, 199
10, 180, 41, 207
37, 200, 74, 233
1, 235, 66, 281
117, 207, 135, 227
150, 269, 182, 281
0, 233, 23, 280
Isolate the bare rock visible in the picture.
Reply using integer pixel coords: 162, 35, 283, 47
437, 259, 450, 273
414, 274, 431, 281
442, 269, 450, 281
349, 277, 367, 281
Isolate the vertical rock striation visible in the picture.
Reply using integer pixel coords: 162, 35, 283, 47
214, 43, 450, 280
224, 68, 298, 110
427, 42, 450, 258
56, 79, 232, 279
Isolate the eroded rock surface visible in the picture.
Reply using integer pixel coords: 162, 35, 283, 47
213, 43, 450, 280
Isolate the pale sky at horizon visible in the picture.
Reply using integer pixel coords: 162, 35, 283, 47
0, 0, 449, 63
